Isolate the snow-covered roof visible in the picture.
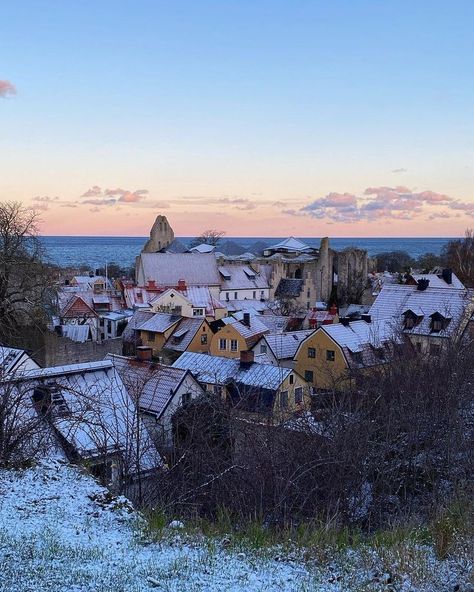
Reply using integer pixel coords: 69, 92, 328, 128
122, 310, 154, 342
322, 320, 394, 352
257, 330, 314, 360
173, 352, 292, 391
218, 264, 269, 291
409, 272, 465, 290
123, 286, 154, 309
370, 284, 474, 338
107, 354, 201, 417
149, 286, 222, 316
138, 313, 181, 334
226, 299, 269, 313
188, 243, 216, 253
223, 315, 270, 346
164, 318, 207, 352
266, 237, 312, 252
19, 361, 160, 470
0, 346, 40, 374
215, 251, 257, 261
138, 253, 221, 287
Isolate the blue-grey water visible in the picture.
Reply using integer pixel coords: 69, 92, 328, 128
40, 236, 455, 269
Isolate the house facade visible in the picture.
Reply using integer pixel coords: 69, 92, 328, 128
294, 318, 394, 392
209, 313, 269, 359
172, 351, 311, 421
369, 281, 474, 355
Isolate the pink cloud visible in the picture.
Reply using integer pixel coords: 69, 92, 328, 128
0, 80, 16, 98
290, 186, 473, 224
81, 186, 149, 204
105, 188, 149, 203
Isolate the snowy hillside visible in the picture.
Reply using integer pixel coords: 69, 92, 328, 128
0, 461, 471, 592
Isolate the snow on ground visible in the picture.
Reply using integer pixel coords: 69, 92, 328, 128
0, 461, 472, 591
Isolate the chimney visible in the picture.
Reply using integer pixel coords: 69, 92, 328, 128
240, 350, 254, 368
417, 278, 430, 291
242, 312, 251, 327
361, 313, 371, 323
147, 279, 157, 290
136, 346, 153, 362
441, 268, 453, 285
177, 279, 187, 292
340, 317, 350, 326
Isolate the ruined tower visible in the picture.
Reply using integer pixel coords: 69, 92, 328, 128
142, 215, 174, 253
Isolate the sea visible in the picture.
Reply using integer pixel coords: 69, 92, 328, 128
40, 236, 455, 270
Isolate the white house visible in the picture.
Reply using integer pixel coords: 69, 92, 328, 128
107, 353, 205, 448
14, 360, 162, 483
218, 264, 270, 302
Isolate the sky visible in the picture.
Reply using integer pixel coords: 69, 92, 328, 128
1, 1, 473, 237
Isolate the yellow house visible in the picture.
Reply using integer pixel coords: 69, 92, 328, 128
294, 318, 393, 392
149, 286, 227, 321
172, 350, 311, 421
138, 313, 181, 356
210, 313, 269, 359
164, 317, 213, 356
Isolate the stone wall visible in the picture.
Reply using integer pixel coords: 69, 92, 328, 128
10, 329, 123, 368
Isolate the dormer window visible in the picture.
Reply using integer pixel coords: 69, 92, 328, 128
402, 310, 423, 330
430, 312, 450, 333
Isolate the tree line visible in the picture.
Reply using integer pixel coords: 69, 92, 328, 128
374, 229, 474, 287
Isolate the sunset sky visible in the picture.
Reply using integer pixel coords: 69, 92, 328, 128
1, 1, 473, 237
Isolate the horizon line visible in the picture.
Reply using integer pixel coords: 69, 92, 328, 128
39, 234, 463, 239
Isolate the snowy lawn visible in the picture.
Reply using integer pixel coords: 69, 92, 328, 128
0, 461, 472, 591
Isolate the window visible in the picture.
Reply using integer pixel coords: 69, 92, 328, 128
280, 390, 288, 408
230, 339, 238, 352
219, 338, 227, 350
294, 387, 303, 404
304, 370, 314, 383
260, 291, 264, 297
307, 347, 316, 359
201, 333, 208, 345
430, 343, 441, 356
234, 292, 238, 300
226, 292, 230, 301
416, 342, 422, 352
32, 387, 69, 416
193, 308, 204, 317
213, 385, 223, 396
181, 392, 192, 406
403, 310, 423, 330
260, 343, 267, 354
253, 291, 256, 299
430, 313, 449, 333
289, 374, 294, 385
307, 289, 311, 298
326, 350, 335, 362
147, 332, 155, 342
